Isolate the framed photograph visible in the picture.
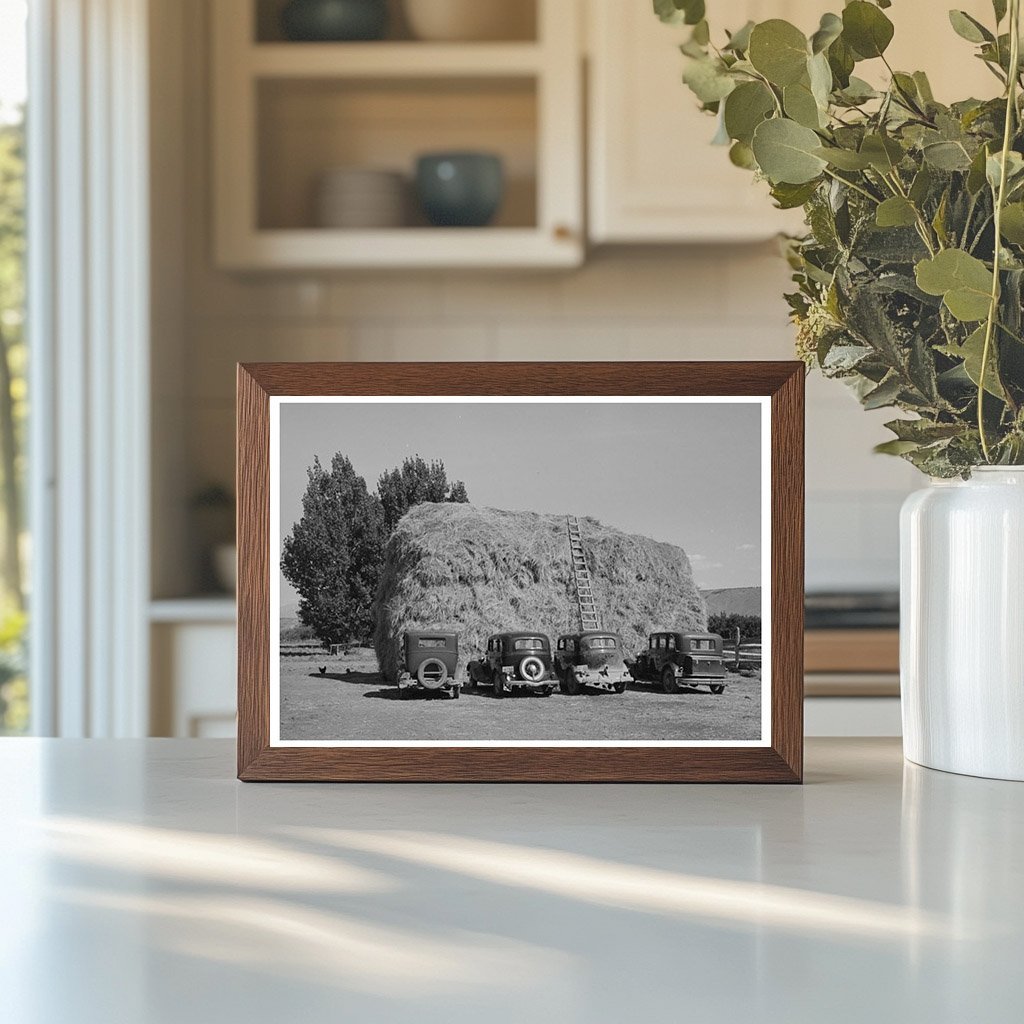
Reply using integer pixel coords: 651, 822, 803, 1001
237, 362, 804, 782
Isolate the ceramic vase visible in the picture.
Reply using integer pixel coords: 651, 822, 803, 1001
900, 467, 1024, 780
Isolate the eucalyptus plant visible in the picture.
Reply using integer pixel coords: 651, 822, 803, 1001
657, 0, 1024, 475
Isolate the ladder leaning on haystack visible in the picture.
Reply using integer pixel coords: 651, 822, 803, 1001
566, 515, 601, 632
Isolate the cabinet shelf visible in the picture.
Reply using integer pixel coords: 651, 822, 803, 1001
212, 0, 582, 269
249, 42, 544, 79
218, 226, 579, 270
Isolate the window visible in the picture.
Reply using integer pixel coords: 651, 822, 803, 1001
514, 638, 544, 651
0, 0, 27, 735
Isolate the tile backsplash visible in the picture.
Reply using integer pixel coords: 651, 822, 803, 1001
180, 246, 916, 595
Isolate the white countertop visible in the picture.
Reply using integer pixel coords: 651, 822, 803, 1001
1, 738, 1020, 1023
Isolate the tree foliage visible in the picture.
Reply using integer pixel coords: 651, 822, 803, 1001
662, 0, 1024, 475
282, 454, 470, 645
708, 612, 762, 643
377, 455, 469, 533
281, 455, 385, 645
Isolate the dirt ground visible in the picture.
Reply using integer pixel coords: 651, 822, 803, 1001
279, 648, 763, 743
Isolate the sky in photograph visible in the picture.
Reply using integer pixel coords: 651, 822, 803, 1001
278, 400, 763, 606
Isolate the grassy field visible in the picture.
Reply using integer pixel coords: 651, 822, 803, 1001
279, 649, 762, 743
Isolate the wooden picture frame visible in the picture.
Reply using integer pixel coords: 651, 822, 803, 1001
237, 362, 804, 782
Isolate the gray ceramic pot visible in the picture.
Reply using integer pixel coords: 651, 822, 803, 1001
281, 0, 388, 41
415, 152, 505, 227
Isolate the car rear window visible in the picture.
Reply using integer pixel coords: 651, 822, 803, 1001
586, 637, 617, 649
514, 638, 545, 651
416, 637, 450, 649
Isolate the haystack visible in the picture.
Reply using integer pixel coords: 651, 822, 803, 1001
373, 503, 707, 681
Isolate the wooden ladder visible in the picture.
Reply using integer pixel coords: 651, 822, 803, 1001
567, 515, 601, 632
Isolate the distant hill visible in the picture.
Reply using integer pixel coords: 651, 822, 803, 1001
702, 587, 762, 617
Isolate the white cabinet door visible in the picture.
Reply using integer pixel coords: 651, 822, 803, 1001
587, 0, 996, 244
588, 0, 811, 243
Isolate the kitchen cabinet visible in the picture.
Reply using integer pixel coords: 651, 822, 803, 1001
587, 0, 998, 244
211, 0, 583, 269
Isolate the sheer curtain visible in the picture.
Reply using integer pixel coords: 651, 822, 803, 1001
28, 0, 150, 736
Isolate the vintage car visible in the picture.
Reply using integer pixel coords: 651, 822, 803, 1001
396, 631, 461, 699
467, 632, 555, 698
554, 632, 632, 695
629, 631, 727, 694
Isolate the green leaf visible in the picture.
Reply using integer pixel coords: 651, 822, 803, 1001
814, 146, 872, 170
810, 12, 843, 54
986, 150, 1024, 191
784, 80, 824, 129
771, 180, 820, 209
751, 118, 828, 184
724, 20, 755, 52
748, 20, 809, 86
876, 197, 918, 228
1000, 203, 1024, 244
682, 57, 736, 104
940, 325, 1006, 398
842, 1, 895, 59
967, 144, 991, 193
875, 439, 922, 455
729, 140, 757, 169
909, 164, 933, 205
723, 81, 775, 144
808, 51, 833, 109
827, 35, 856, 88
915, 249, 994, 322
862, 374, 903, 409
924, 140, 972, 171
861, 133, 904, 173
653, 0, 705, 26
948, 10, 994, 44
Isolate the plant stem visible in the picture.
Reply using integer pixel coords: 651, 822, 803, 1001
822, 167, 881, 205
979, 0, 1021, 462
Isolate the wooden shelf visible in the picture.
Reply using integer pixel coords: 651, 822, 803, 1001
212, 0, 583, 269
218, 227, 580, 270
249, 42, 544, 79
805, 629, 900, 675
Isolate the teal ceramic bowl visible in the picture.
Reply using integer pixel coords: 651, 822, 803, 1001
281, 0, 388, 42
415, 153, 505, 228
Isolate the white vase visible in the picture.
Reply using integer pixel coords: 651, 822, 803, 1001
900, 467, 1024, 780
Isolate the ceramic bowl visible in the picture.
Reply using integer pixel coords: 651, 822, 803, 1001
403, 0, 534, 41
281, 0, 388, 42
415, 152, 504, 228
316, 168, 407, 228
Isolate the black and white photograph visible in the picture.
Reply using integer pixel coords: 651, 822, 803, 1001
270, 397, 770, 746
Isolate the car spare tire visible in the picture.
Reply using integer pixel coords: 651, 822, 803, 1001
416, 658, 448, 689
518, 656, 545, 682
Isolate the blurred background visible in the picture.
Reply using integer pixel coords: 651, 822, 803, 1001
0, 0, 997, 740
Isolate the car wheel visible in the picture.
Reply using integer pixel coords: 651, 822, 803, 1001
710, 684, 725, 695
662, 666, 679, 694
492, 672, 504, 699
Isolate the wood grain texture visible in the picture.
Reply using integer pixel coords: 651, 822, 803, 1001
236, 361, 805, 783
805, 629, 899, 674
